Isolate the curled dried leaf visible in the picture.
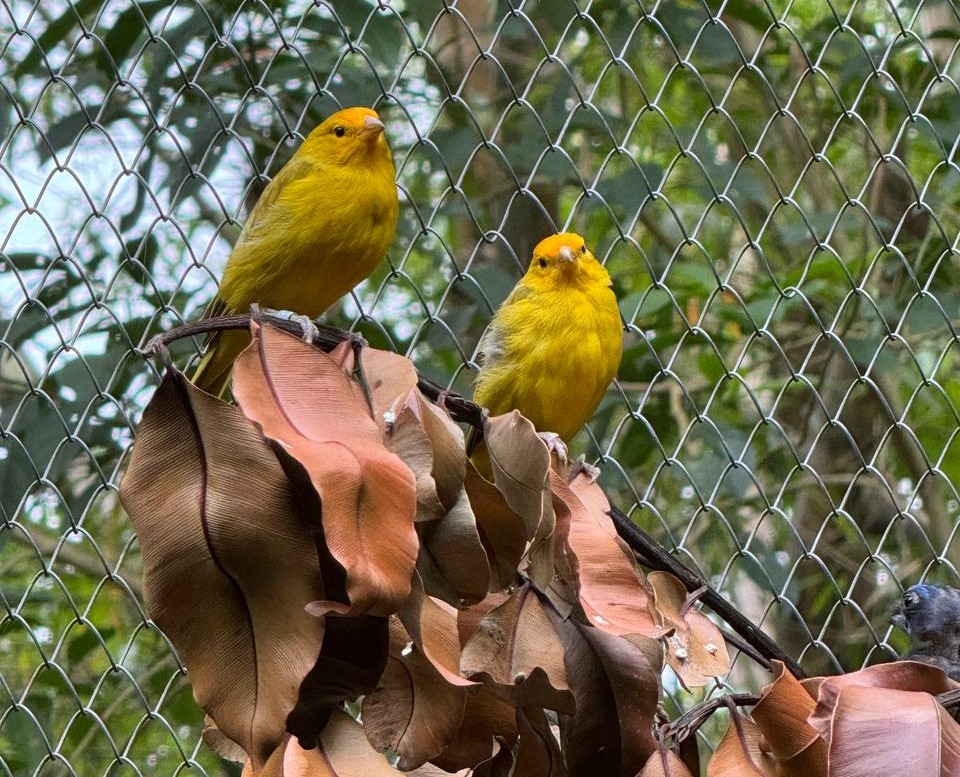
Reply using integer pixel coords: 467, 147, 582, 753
460, 583, 574, 713
362, 618, 469, 770
464, 464, 527, 592
285, 614, 389, 750
752, 661, 826, 775
553, 472, 665, 639
120, 371, 325, 771
805, 660, 960, 776
638, 748, 697, 777
232, 324, 418, 615
707, 713, 778, 777
418, 487, 490, 606
514, 705, 567, 777
430, 686, 518, 773
364, 348, 466, 512
483, 411, 555, 586
556, 619, 662, 776
398, 579, 475, 688
253, 710, 458, 776
648, 571, 730, 686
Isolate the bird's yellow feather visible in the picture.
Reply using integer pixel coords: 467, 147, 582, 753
192, 106, 399, 395
472, 233, 623, 468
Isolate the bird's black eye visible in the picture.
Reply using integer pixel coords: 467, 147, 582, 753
333, 126, 346, 137
538, 258, 548, 269
581, 244, 587, 254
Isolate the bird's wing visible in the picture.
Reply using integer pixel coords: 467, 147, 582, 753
233, 156, 316, 249
476, 282, 532, 369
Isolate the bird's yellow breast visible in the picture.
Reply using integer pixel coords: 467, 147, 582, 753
474, 275, 622, 442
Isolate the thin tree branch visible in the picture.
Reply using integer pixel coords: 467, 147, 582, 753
146, 313, 803, 677
659, 693, 761, 744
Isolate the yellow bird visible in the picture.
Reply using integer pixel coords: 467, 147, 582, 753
192, 106, 399, 395
472, 233, 623, 468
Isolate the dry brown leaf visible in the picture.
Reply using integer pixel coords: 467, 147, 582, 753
232, 323, 418, 615
638, 748, 697, 777
120, 371, 325, 771
648, 571, 730, 686
430, 687, 518, 772
752, 661, 826, 775
418, 487, 490, 606
483, 411, 555, 586
806, 661, 960, 776
514, 705, 567, 777
285, 614, 389, 749
363, 346, 420, 420
460, 583, 574, 713
252, 711, 462, 776
707, 713, 779, 776
364, 348, 466, 513
458, 592, 512, 649
362, 617, 470, 770
556, 619, 662, 776
464, 464, 527, 591
398, 578, 476, 687
202, 717, 247, 764
384, 392, 445, 521
552, 472, 665, 639
825, 684, 960, 776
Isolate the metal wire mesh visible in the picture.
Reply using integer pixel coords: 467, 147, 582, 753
2, 0, 960, 773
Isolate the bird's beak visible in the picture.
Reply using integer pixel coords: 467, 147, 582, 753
360, 116, 385, 139
558, 245, 576, 263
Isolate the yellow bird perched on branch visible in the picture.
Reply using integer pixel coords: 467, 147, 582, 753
471, 232, 623, 469
192, 106, 399, 396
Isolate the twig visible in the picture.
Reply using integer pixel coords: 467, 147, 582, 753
659, 680, 960, 747
659, 693, 761, 744
145, 313, 803, 678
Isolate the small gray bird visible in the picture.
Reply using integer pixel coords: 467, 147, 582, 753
892, 583, 960, 681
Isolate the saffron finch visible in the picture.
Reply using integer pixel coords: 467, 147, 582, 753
472, 233, 623, 467
192, 106, 398, 395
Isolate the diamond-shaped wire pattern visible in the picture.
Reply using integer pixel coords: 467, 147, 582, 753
2, 0, 960, 773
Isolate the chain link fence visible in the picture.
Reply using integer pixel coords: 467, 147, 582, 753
2, 0, 960, 773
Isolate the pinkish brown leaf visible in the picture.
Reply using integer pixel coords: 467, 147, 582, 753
120, 371, 326, 771
252, 711, 459, 776
556, 619, 662, 776
805, 661, 960, 776
363, 348, 466, 513
552, 472, 665, 639
430, 687, 518, 773
648, 571, 730, 686
514, 705, 567, 777
464, 464, 526, 591
638, 748, 697, 777
752, 661, 826, 776
707, 713, 779, 776
384, 392, 445, 521
397, 579, 475, 688
460, 583, 574, 713
362, 618, 469, 770
418, 488, 490, 607
232, 323, 418, 615
483, 411, 555, 586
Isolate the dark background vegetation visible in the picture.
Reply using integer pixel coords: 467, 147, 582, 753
2, 0, 959, 772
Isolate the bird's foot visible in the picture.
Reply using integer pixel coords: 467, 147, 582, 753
537, 432, 568, 466
262, 308, 320, 345
568, 455, 600, 483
